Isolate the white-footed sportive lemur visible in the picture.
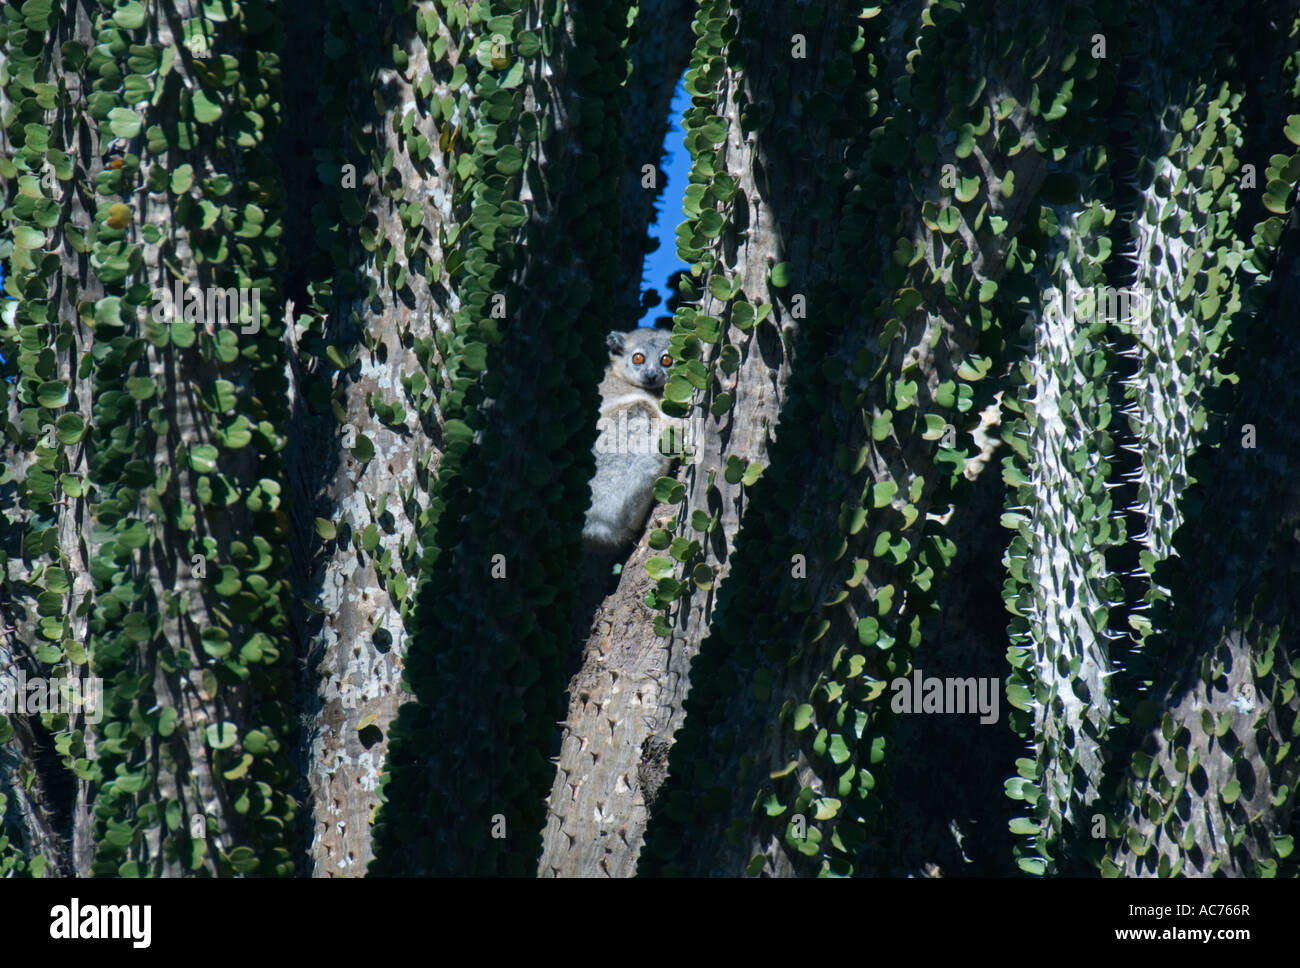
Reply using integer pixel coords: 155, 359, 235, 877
582, 327, 678, 552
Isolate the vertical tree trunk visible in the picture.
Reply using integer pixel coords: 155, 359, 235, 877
536, 0, 695, 878
277, 0, 451, 878
3, 0, 299, 876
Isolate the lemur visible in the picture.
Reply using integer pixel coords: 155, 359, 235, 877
582, 327, 678, 553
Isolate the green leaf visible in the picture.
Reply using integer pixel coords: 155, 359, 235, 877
1017, 857, 1047, 876
1263, 179, 1293, 215
678, 360, 706, 391
1222, 779, 1241, 804
94, 297, 124, 326
724, 455, 746, 484
108, 107, 141, 138
769, 262, 792, 288
227, 846, 259, 873
13, 225, 45, 250
201, 628, 231, 658
126, 376, 155, 400
495, 145, 523, 174
170, 164, 194, 194
315, 518, 337, 540
652, 477, 685, 504
663, 374, 695, 405
37, 381, 69, 408
243, 730, 269, 755
189, 444, 219, 473
117, 520, 148, 549
668, 537, 696, 562
718, 344, 741, 374
793, 704, 814, 731
214, 566, 241, 595
956, 355, 992, 381
221, 752, 253, 780
1006, 682, 1034, 711
517, 31, 540, 57
645, 557, 675, 580
112, 1, 147, 28
55, 415, 85, 444
1285, 115, 1300, 147
191, 90, 223, 124
812, 797, 841, 821
955, 125, 975, 158
205, 722, 238, 750
827, 734, 851, 765
208, 379, 238, 414
325, 344, 356, 370
893, 288, 922, 316
158, 707, 178, 737
352, 433, 375, 463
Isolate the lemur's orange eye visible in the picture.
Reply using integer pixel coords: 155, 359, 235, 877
660, 354, 672, 367
631, 352, 646, 364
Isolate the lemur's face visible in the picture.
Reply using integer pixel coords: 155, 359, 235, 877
613, 328, 674, 389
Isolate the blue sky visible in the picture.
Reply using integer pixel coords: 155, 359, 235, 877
635, 75, 692, 327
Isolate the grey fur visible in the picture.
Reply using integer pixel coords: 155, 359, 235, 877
582, 327, 677, 552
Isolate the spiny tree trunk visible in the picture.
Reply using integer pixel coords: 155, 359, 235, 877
3, 0, 298, 876
276, 0, 449, 878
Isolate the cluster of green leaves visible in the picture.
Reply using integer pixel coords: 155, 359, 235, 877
1000, 1, 1300, 876
369, 0, 633, 875
1000, 175, 1125, 875
638, 0, 768, 624
1, 0, 297, 876
996, 23, 1126, 876
1099, 8, 1300, 877
0, 0, 60, 878
0, 796, 43, 876
639, 0, 1091, 875
294, 0, 444, 638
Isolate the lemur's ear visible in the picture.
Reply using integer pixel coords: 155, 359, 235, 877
605, 330, 625, 354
